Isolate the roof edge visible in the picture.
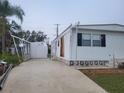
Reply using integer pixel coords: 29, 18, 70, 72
78, 23, 124, 27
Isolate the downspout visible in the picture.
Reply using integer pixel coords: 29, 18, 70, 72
75, 22, 80, 61
70, 24, 73, 60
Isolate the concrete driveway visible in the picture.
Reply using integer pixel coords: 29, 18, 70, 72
1, 59, 107, 93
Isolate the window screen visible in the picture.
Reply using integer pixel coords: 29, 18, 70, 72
92, 34, 101, 46
82, 34, 91, 46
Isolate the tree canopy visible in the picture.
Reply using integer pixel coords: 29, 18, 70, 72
0, 0, 25, 22
14, 30, 47, 42
0, 0, 25, 52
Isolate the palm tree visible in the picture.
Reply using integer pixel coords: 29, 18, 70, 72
0, 0, 25, 53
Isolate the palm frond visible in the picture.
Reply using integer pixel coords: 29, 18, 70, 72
11, 6, 25, 23
0, 0, 25, 23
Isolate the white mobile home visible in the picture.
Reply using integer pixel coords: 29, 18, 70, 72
51, 24, 124, 67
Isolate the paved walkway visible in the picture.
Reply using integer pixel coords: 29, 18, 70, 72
1, 59, 107, 93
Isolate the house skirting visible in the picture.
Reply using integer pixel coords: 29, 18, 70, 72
52, 56, 110, 67
69, 60, 109, 67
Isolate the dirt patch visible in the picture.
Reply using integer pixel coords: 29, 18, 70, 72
79, 68, 124, 78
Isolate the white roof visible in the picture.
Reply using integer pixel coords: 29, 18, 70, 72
52, 24, 124, 42
73, 24, 124, 32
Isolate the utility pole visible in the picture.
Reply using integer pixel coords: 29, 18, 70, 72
55, 24, 60, 37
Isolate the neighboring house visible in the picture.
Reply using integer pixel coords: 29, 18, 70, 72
51, 24, 124, 67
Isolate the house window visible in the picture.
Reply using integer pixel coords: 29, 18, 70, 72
92, 34, 101, 46
77, 33, 82, 46
82, 34, 91, 46
92, 34, 106, 47
77, 33, 106, 47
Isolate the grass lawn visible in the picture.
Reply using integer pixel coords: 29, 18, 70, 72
93, 74, 124, 93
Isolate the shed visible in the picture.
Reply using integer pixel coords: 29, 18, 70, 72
31, 42, 48, 59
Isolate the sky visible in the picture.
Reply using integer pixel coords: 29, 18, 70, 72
10, 0, 124, 41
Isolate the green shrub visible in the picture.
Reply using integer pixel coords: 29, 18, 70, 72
0, 52, 22, 65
